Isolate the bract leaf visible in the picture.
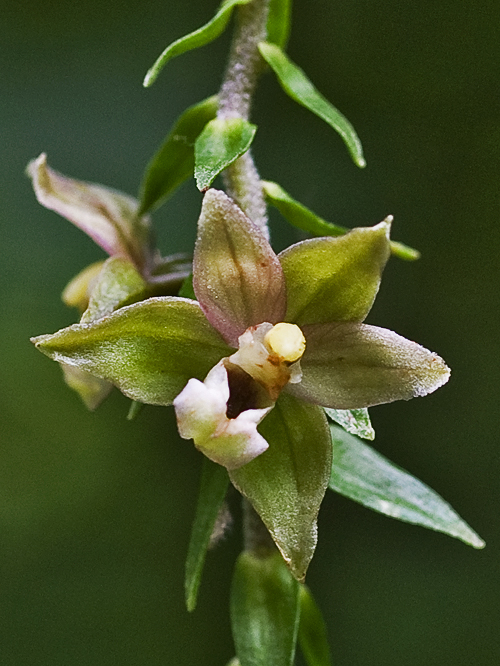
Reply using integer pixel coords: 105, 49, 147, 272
143, 0, 252, 87
324, 406, 375, 441
292, 322, 451, 409
26, 153, 150, 271
262, 180, 420, 261
139, 96, 218, 214
194, 118, 257, 191
185, 458, 229, 612
298, 585, 332, 666
229, 394, 332, 581
266, 0, 292, 49
80, 256, 147, 323
258, 42, 365, 167
194, 189, 286, 346
32, 298, 232, 406
279, 221, 390, 326
231, 550, 300, 666
329, 425, 485, 549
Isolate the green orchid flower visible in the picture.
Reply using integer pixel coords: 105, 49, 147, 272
32, 188, 449, 577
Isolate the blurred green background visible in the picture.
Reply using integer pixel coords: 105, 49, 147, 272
2, 0, 499, 664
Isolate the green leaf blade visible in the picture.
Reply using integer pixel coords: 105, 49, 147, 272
32, 298, 233, 406
266, 0, 292, 49
329, 425, 485, 549
194, 118, 257, 191
324, 406, 375, 441
298, 585, 332, 666
143, 0, 251, 87
231, 550, 300, 666
185, 458, 229, 612
258, 42, 365, 167
139, 96, 219, 214
262, 180, 420, 261
230, 394, 332, 581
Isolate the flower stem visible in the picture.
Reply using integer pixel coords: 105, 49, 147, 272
218, 0, 270, 238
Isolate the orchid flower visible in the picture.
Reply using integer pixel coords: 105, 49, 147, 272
172, 189, 449, 469
32, 188, 449, 577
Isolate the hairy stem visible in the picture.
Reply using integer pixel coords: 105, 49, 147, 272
218, 0, 270, 238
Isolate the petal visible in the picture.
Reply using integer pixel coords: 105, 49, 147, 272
193, 189, 286, 346
27, 153, 151, 270
288, 322, 450, 409
174, 361, 272, 470
278, 221, 391, 325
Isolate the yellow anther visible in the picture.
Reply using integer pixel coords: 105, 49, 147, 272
264, 323, 306, 363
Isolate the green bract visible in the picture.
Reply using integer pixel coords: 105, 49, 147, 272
258, 41, 365, 167
329, 425, 485, 548
262, 180, 421, 261
143, 0, 252, 87
32, 189, 450, 578
139, 95, 219, 214
194, 118, 257, 191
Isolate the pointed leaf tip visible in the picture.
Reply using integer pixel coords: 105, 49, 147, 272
329, 425, 485, 549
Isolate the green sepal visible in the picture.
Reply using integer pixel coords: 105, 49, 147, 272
329, 425, 485, 549
262, 180, 420, 261
143, 0, 252, 87
32, 297, 233, 406
279, 221, 390, 326
229, 394, 332, 581
231, 550, 300, 666
258, 42, 365, 167
194, 118, 257, 191
63, 257, 148, 410
185, 458, 229, 612
80, 256, 148, 323
266, 0, 292, 49
298, 585, 332, 666
139, 96, 219, 214
324, 407, 375, 441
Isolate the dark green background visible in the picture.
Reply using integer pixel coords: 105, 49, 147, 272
2, 1, 499, 664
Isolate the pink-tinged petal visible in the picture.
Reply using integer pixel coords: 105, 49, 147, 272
288, 322, 450, 409
278, 221, 391, 325
174, 361, 272, 470
27, 153, 151, 271
193, 189, 286, 346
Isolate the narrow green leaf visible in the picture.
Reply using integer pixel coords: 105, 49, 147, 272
80, 257, 147, 324
279, 222, 390, 326
231, 550, 300, 666
230, 394, 332, 581
143, 0, 252, 87
185, 458, 229, 612
32, 298, 233, 406
139, 96, 218, 214
258, 42, 365, 167
298, 585, 332, 666
194, 119, 257, 191
329, 425, 485, 549
266, 0, 292, 49
262, 180, 420, 261
324, 406, 375, 441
